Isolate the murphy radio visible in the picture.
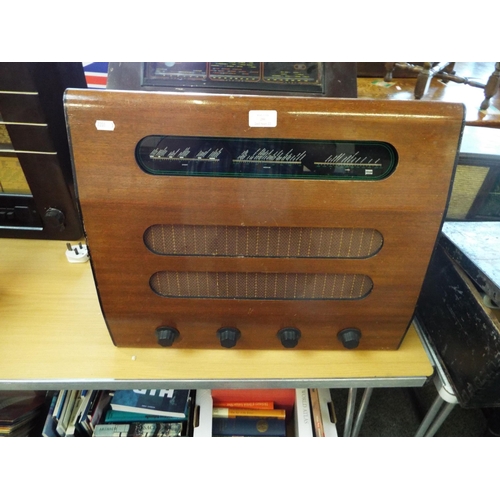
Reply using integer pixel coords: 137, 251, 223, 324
64, 90, 464, 350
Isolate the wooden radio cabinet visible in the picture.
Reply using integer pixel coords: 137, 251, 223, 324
65, 90, 464, 350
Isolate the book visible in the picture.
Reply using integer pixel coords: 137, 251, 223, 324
212, 417, 286, 437
76, 390, 100, 436
64, 390, 101, 437
294, 389, 313, 437
42, 393, 59, 437
89, 391, 112, 429
104, 410, 185, 424
213, 401, 274, 410
65, 390, 87, 437
306, 389, 338, 437
110, 389, 190, 418
52, 390, 67, 422
93, 422, 183, 437
211, 389, 295, 414
0, 391, 46, 437
212, 407, 286, 419
56, 390, 79, 437
184, 391, 196, 437
309, 388, 325, 437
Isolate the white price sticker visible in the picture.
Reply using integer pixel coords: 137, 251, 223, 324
249, 110, 277, 128
95, 120, 115, 131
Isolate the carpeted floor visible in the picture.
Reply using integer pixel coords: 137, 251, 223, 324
330, 384, 489, 437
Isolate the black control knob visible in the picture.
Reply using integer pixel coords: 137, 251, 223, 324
155, 326, 179, 347
44, 207, 66, 231
337, 328, 362, 349
278, 327, 301, 348
217, 327, 241, 348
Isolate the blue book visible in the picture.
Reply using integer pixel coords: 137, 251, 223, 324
104, 409, 185, 423
212, 417, 286, 437
110, 389, 190, 418
52, 390, 67, 422
42, 394, 59, 437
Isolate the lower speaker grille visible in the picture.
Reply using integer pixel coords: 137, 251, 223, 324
144, 224, 382, 259
150, 271, 373, 300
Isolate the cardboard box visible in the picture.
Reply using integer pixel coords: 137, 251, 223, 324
317, 388, 338, 437
193, 388, 337, 437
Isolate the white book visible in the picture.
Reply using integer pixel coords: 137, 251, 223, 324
65, 391, 86, 437
294, 388, 314, 437
56, 390, 78, 437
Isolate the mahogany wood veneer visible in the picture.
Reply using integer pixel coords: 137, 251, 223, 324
64, 90, 464, 350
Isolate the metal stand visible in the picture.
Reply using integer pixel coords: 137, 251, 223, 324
352, 388, 373, 437
414, 320, 458, 437
415, 376, 458, 436
343, 387, 374, 437
344, 388, 357, 437
342, 320, 459, 437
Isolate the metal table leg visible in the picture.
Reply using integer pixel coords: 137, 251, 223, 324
415, 394, 447, 437
352, 388, 373, 437
414, 320, 459, 437
344, 388, 357, 437
424, 401, 457, 437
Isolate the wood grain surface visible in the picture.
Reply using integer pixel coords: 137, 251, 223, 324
64, 90, 464, 349
0, 239, 433, 383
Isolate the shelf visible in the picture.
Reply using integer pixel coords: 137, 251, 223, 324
0, 239, 433, 390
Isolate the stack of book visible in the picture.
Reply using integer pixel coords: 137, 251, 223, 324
93, 389, 193, 437
44, 390, 111, 437
210, 389, 296, 437
43, 389, 193, 437
194, 388, 338, 437
212, 402, 287, 437
41, 387, 337, 437
0, 391, 46, 437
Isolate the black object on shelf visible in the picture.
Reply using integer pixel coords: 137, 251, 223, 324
0, 62, 86, 239
416, 222, 500, 408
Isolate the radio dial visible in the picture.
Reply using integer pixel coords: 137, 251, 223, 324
278, 327, 301, 348
44, 207, 66, 230
155, 326, 179, 347
337, 328, 362, 349
217, 327, 241, 348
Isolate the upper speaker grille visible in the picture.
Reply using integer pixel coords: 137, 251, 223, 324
150, 271, 373, 300
144, 225, 382, 259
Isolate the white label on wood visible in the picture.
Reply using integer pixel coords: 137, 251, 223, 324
249, 110, 277, 127
95, 120, 115, 131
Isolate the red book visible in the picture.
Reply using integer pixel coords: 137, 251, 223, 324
211, 389, 296, 415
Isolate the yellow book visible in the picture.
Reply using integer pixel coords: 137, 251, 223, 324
212, 407, 286, 419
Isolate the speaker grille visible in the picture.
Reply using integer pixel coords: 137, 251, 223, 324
150, 271, 373, 300
144, 225, 382, 259
446, 165, 490, 219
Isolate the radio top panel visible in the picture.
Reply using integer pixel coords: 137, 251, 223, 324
143, 62, 323, 93
106, 62, 358, 97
